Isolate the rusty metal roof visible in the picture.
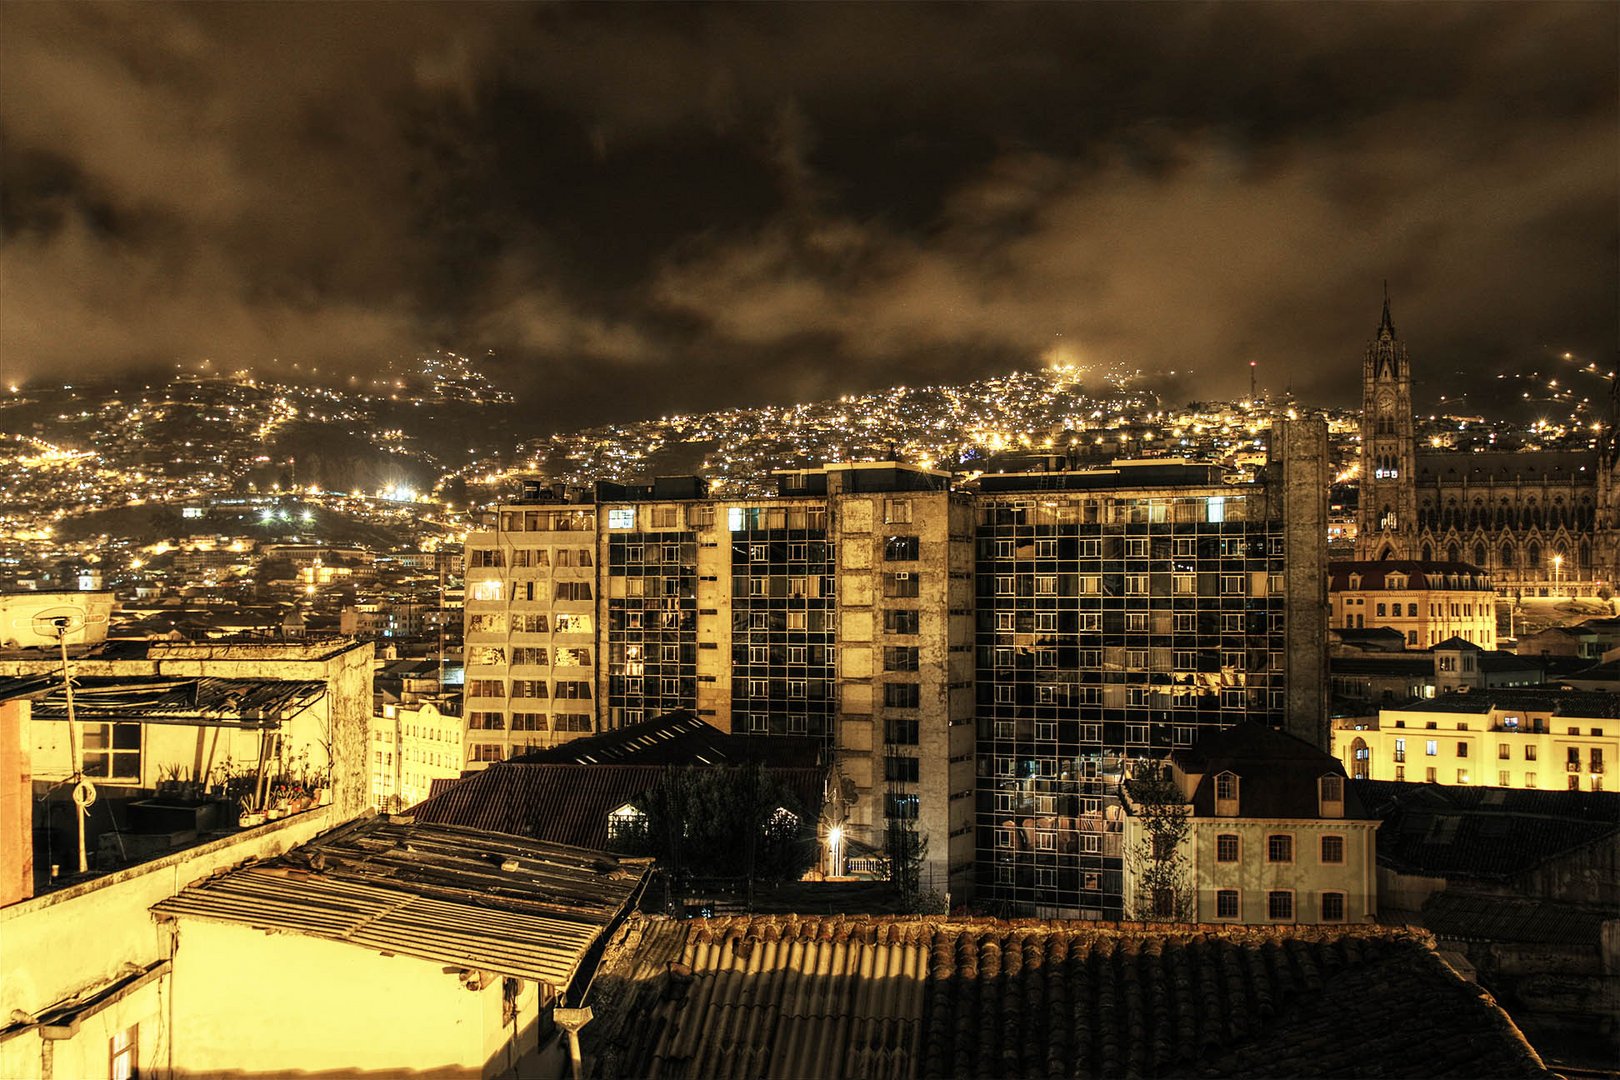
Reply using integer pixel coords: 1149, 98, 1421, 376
153, 816, 651, 990
582, 916, 1552, 1080
2, 675, 326, 727
412, 763, 826, 850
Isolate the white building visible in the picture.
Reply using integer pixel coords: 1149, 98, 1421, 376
1122, 723, 1378, 925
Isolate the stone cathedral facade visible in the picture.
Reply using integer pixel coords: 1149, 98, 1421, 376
1355, 294, 1620, 600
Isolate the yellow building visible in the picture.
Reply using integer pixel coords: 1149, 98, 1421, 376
369, 699, 465, 810
0, 637, 374, 1080
1335, 690, 1616, 791
154, 817, 649, 1080
1122, 724, 1378, 925
1329, 560, 1497, 649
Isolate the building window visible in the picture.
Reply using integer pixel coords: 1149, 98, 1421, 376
1267, 834, 1293, 863
1320, 892, 1346, 923
82, 723, 142, 780
607, 802, 648, 842
885, 793, 920, 820
884, 498, 912, 524
110, 1025, 139, 1080
1320, 835, 1345, 864
884, 718, 920, 745
1215, 834, 1240, 863
884, 572, 921, 598
884, 646, 920, 672
884, 683, 921, 709
1267, 891, 1295, 922
1425, 740, 1438, 756
885, 609, 920, 635
885, 535, 920, 561
1215, 890, 1240, 920
884, 756, 920, 783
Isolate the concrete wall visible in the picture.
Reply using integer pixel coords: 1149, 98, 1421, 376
0, 969, 166, 1080
1273, 418, 1331, 751
1, 640, 374, 820
1, 698, 30, 907
1124, 814, 1378, 925
0, 808, 336, 1077
166, 918, 545, 1078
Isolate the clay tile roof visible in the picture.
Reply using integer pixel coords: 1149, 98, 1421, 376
579, 916, 1551, 1079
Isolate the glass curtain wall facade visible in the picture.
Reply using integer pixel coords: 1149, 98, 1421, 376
728, 504, 837, 738
974, 487, 1288, 918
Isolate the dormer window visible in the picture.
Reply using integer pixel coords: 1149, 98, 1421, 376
1348, 574, 1362, 590
1388, 574, 1407, 590
1214, 771, 1240, 817
607, 801, 649, 843
1319, 774, 1345, 819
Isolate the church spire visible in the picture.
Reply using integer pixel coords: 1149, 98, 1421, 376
1379, 280, 1395, 338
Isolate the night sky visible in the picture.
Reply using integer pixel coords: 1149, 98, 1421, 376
2, 3, 1615, 429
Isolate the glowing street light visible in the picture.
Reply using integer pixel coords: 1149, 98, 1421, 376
827, 825, 844, 878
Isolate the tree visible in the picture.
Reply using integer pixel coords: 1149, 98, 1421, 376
606, 764, 817, 890
1125, 761, 1195, 921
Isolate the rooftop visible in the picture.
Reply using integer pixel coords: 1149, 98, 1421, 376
153, 815, 651, 990
509, 710, 824, 768
1329, 560, 1491, 591
413, 763, 825, 851
580, 915, 1550, 1080
1391, 689, 1620, 717
0, 674, 326, 727
1355, 780, 1620, 882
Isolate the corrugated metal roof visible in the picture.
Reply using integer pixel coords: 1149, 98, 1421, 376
510, 710, 824, 769
153, 816, 650, 989
6, 675, 326, 727
413, 764, 826, 851
583, 916, 1553, 1080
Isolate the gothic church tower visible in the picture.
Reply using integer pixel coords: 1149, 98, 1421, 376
1356, 288, 1419, 559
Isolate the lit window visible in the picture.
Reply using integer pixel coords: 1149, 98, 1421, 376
607, 507, 636, 529
110, 1025, 139, 1080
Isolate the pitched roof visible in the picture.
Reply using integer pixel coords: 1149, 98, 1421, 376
1171, 723, 1371, 820
1355, 780, 1620, 881
411, 763, 826, 850
580, 915, 1551, 1080
510, 710, 824, 769
1328, 560, 1491, 591
1421, 891, 1610, 948
1414, 449, 1599, 482
152, 815, 650, 990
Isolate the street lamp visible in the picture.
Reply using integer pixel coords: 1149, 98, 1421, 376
1554, 554, 1564, 595
827, 825, 844, 878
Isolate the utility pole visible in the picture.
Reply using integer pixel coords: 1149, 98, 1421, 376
55, 620, 91, 876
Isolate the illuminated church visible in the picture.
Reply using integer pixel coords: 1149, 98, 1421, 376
1354, 292, 1619, 601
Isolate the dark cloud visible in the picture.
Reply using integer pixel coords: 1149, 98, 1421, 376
1, 3, 1613, 427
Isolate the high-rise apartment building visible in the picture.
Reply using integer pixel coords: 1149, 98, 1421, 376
461, 420, 1328, 908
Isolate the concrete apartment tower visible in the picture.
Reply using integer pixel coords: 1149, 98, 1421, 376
463, 425, 1328, 911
